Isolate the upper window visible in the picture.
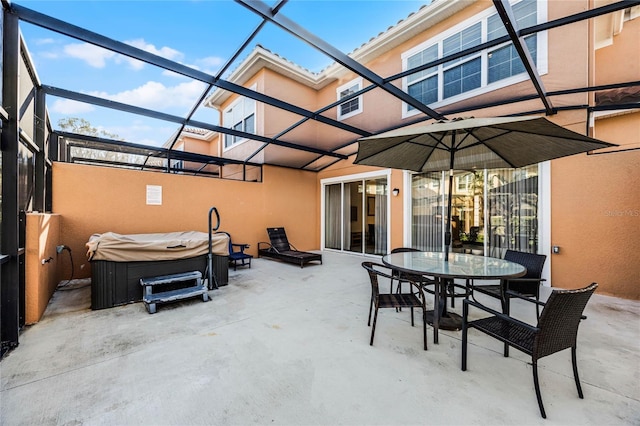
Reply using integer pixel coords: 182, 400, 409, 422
337, 78, 363, 120
402, 0, 545, 117
223, 91, 256, 150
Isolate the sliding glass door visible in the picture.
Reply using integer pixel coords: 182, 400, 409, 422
323, 175, 388, 255
409, 165, 539, 256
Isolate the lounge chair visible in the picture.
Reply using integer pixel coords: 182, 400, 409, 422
258, 227, 322, 268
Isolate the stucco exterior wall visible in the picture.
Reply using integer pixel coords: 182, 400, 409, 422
52, 162, 319, 280
315, 0, 638, 298
595, 14, 640, 85
551, 112, 640, 299
25, 213, 61, 324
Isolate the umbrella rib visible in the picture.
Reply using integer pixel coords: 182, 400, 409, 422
465, 128, 520, 168
413, 132, 448, 171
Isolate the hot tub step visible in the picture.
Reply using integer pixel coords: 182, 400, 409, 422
140, 271, 208, 314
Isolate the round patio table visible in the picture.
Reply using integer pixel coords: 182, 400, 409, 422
381, 251, 526, 343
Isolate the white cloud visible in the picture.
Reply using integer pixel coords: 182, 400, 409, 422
35, 38, 56, 46
195, 56, 224, 74
116, 39, 184, 71
158, 55, 224, 79
63, 43, 115, 68
88, 79, 207, 110
61, 39, 185, 71
126, 39, 183, 61
50, 99, 95, 115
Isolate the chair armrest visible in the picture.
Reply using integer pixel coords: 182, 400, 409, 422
463, 298, 539, 333
504, 289, 547, 307
258, 242, 273, 250
231, 243, 250, 252
369, 266, 397, 281
506, 277, 546, 284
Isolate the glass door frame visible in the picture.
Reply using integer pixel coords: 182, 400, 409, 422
321, 169, 392, 255
402, 164, 551, 283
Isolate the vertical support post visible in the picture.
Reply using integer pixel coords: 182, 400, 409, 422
34, 87, 46, 212
1, 8, 22, 356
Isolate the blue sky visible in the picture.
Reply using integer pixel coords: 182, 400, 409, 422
17, 0, 427, 146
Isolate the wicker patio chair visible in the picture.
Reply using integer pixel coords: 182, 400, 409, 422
390, 247, 467, 310
362, 261, 428, 350
461, 282, 598, 419
470, 250, 547, 318
389, 248, 436, 307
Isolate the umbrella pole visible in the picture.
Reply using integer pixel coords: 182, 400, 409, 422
445, 144, 455, 262
445, 169, 453, 261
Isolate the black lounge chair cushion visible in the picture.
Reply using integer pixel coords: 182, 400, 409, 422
258, 227, 322, 268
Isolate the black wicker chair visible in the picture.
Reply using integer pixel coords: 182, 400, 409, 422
389, 247, 436, 297
470, 250, 547, 318
390, 247, 467, 310
461, 282, 598, 419
362, 261, 428, 350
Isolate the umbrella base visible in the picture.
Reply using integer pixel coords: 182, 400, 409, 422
425, 310, 462, 331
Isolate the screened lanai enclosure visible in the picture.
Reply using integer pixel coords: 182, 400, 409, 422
1, 0, 639, 356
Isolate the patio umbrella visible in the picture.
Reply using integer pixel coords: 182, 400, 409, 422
354, 116, 616, 260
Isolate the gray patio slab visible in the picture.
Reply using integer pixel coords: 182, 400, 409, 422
1, 251, 638, 425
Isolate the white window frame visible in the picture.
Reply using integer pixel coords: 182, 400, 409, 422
401, 0, 548, 118
320, 169, 391, 254
223, 84, 257, 151
336, 77, 363, 120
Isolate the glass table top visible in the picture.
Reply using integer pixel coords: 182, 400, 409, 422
382, 251, 526, 279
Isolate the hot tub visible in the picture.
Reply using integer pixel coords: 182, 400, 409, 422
86, 231, 229, 310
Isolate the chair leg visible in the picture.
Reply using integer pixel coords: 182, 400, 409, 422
433, 279, 440, 344
370, 307, 379, 346
461, 303, 468, 371
422, 310, 427, 351
410, 307, 414, 326
502, 296, 510, 357
367, 296, 374, 326
532, 360, 547, 419
395, 280, 403, 312
572, 346, 584, 399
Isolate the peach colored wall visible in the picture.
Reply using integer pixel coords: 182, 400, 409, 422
595, 16, 640, 85
25, 213, 61, 324
311, 0, 591, 142
547, 3, 640, 299
219, 72, 267, 163
52, 162, 319, 280
551, 112, 640, 299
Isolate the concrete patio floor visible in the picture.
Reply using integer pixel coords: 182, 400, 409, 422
1, 251, 639, 425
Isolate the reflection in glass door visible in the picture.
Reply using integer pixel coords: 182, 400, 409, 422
324, 177, 388, 255
344, 182, 363, 253
324, 183, 342, 250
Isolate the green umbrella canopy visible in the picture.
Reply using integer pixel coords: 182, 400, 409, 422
355, 116, 616, 172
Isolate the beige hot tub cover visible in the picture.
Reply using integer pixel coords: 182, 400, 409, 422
86, 231, 229, 262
